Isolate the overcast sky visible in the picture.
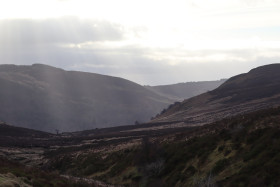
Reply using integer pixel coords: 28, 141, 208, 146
0, 0, 280, 85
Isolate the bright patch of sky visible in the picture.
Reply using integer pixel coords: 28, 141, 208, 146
0, 0, 280, 85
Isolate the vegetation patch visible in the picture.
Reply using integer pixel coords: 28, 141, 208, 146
3, 107, 280, 187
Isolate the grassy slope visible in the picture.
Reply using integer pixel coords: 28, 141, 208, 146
0, 157, 91, 187
46, 107, 280, 187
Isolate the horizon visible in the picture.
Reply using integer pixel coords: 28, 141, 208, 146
0, 62, 229, 86
0, 0, 280, 85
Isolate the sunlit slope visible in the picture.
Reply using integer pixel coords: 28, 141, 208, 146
152, 64, 280, 125
0, 64, 173, 132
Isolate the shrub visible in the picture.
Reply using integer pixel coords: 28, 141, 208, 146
212, 159, 229, 174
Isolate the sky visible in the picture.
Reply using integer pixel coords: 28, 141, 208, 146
0, 0, 280, 85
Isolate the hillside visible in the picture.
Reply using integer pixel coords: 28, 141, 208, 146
145, 79, 226, 101
0, 122, 51, 138
1, 107, 280, 186
151, 64, 280, 126
0, 156, 94, 186
0, 64, 173, 132
43, 107, 280, 187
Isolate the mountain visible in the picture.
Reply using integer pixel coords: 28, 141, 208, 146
151, 64, 280, 126
0, 64, 173, 132
145, 79, 226, 101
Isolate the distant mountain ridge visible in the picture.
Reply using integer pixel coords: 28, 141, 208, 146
0, 64, 174, 132
151, 64, 280, 126
145, 79, 226, 101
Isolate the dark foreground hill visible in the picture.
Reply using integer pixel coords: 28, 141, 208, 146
0, 122, 51, 138
0, 64, 173, 132
145, 79, 226, 101
0, 107, 277, 187
0, 157, 87, 186
45, 107, 280, 187
151, 64, 280, 126
1, 106, 280, 186
0, 122, 54, 147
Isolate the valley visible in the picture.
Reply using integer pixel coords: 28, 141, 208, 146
1, 64, 280, 186
0, 64, 223, 132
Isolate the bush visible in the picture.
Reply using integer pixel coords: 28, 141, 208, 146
212, 159, 229, 174
218, 145, 225, 152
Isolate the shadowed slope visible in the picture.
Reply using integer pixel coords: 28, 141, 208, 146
0, 64, 173, 132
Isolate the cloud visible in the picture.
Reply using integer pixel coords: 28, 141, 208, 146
60, 42, 280, 85
0, 13, 280, 86
1, 33, 279, 85
0, 17, 124, 47
0, 17, 126, 68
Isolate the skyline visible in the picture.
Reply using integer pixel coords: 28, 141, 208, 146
0, 0, 280, 85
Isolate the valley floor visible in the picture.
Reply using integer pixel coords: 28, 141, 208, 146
1, 107, 280, 186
